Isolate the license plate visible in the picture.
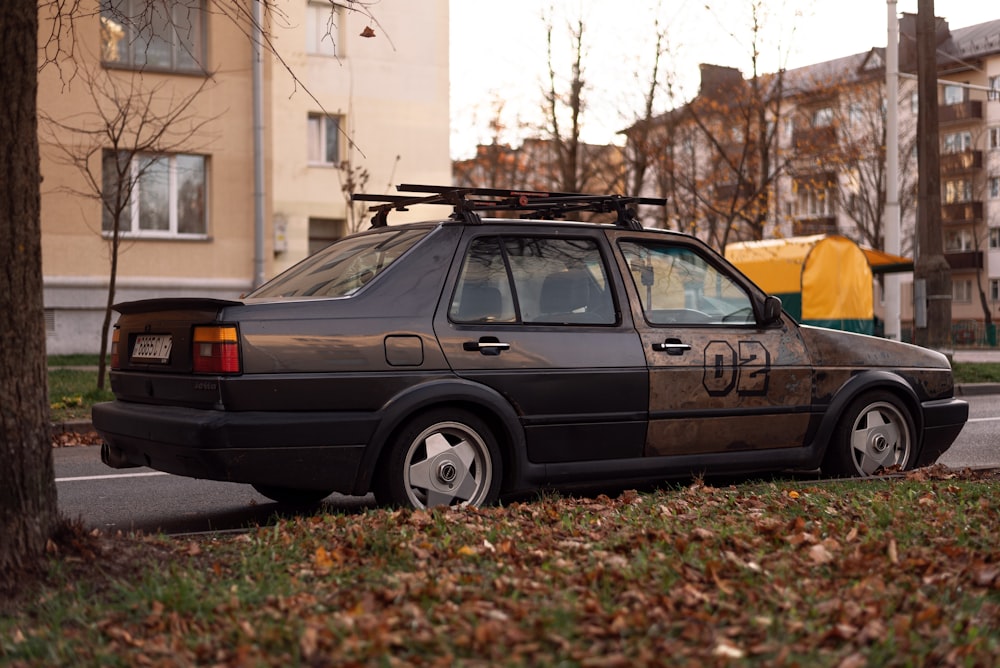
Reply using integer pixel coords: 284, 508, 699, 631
131, 334, 172, 364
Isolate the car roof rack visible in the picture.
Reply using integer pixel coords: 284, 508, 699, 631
352, 184, 666, 230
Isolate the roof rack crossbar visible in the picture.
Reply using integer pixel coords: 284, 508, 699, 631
352, 185, 665, 229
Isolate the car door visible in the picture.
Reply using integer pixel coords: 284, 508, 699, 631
433, 228, 648, 464
611, 233, 814, 457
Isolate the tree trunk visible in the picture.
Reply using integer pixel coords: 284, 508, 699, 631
0, 0, 59, 590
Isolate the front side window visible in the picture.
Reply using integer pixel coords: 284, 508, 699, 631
250, 228, 429, 299
450, 237, 615, 325
619, 241, 755, 325
308, 113, 340, 165
100, 0, 205, 73
102, 151, 206, 237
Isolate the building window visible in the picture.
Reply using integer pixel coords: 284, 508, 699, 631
100, 0, 205, 73
848, 102, 864, 127
794, 186, 835, 218
306, 0, 342, 57
942, 131, 972, 154
945, 229, 974, 252
943, 84, 965, 105
989, 228, 1000, 249
944, 179, 973, 204
989, 75, 1000, 101
953, 279, 973, 304
991, 279, 1000, 303
990, 127, 1000, 150
102, 151, 207, 237
991, 176, 1000, 199
812, 107, 834, 128
910, 92, 919, 114
308, 114, 340, 165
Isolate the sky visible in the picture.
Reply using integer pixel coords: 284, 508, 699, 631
449, 0, 996, 160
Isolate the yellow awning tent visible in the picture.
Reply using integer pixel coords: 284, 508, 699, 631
725, 234, 911, 334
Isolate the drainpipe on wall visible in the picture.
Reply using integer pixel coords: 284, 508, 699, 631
252, 0, 266, 288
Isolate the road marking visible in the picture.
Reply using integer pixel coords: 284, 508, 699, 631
56, 471, 169, 483
967, 417, 1000, 423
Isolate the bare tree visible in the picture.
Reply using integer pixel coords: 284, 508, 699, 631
41, 66, 218, 390
0, 0, 57, 593
2, 0, 378, 587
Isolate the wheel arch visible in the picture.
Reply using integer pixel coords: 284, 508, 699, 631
813, 370, 924, 465
353, 378, 527, 495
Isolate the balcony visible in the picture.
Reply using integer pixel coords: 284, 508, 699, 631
944, 251, 983, 270
792, 217, 837, 236
940, 150, 983, 175
941, 201, 984, 224
938, 100, 983, 124
792, 125, 838, 152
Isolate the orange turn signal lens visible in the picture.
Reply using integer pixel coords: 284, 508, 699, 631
192, 326, 240, 374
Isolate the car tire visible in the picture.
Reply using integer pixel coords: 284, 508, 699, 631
252, 484, 332, 506
375, 408, 502, 509
823, 390, 915, 477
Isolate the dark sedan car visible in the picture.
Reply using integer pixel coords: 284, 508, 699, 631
93, 185, 969, 508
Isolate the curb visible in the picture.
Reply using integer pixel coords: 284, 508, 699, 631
955, 383, 1000, 397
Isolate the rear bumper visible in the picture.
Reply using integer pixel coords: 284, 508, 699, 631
916, 397, 969, 467
92, 401, 379, 493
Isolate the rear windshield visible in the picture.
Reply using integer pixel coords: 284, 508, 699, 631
248, 228, 430, 299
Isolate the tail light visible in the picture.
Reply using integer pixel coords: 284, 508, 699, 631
192, 325, 241, 374
110, 327, 120, 369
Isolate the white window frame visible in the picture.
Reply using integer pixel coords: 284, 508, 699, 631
942, 131, 972, 154
945, 228, 975, 252
944, 179, 973, 204
943, 84, 965, 106
100, 0, 206, 73
795, 186, 835, 219
812, 107, 834, 128
103, 151, 208, 239
989, 127, 1000, 150
306, 0, 342, 57
989, 227, 1000, 250
307, 113, 341, 166
953, 279, 973, 304
989, 75, 1000, 101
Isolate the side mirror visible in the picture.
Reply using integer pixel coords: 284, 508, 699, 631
762, 295, 782, 325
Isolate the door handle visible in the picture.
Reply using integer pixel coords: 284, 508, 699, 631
652, 339, 691, 355
463, 337, 511, 356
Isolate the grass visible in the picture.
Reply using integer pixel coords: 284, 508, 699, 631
1, 472, 998, 665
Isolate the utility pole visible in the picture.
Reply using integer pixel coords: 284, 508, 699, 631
884, 0, 901, 341
912, 0, 951, 350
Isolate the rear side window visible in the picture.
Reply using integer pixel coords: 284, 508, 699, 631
249, 228, 429, 299
450, 236, 615, 325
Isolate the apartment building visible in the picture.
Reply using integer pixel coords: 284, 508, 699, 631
629, 14, 1000, 340
38, 1, 450, 354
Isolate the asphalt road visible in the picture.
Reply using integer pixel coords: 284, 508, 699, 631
56, 393, 1000, 535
